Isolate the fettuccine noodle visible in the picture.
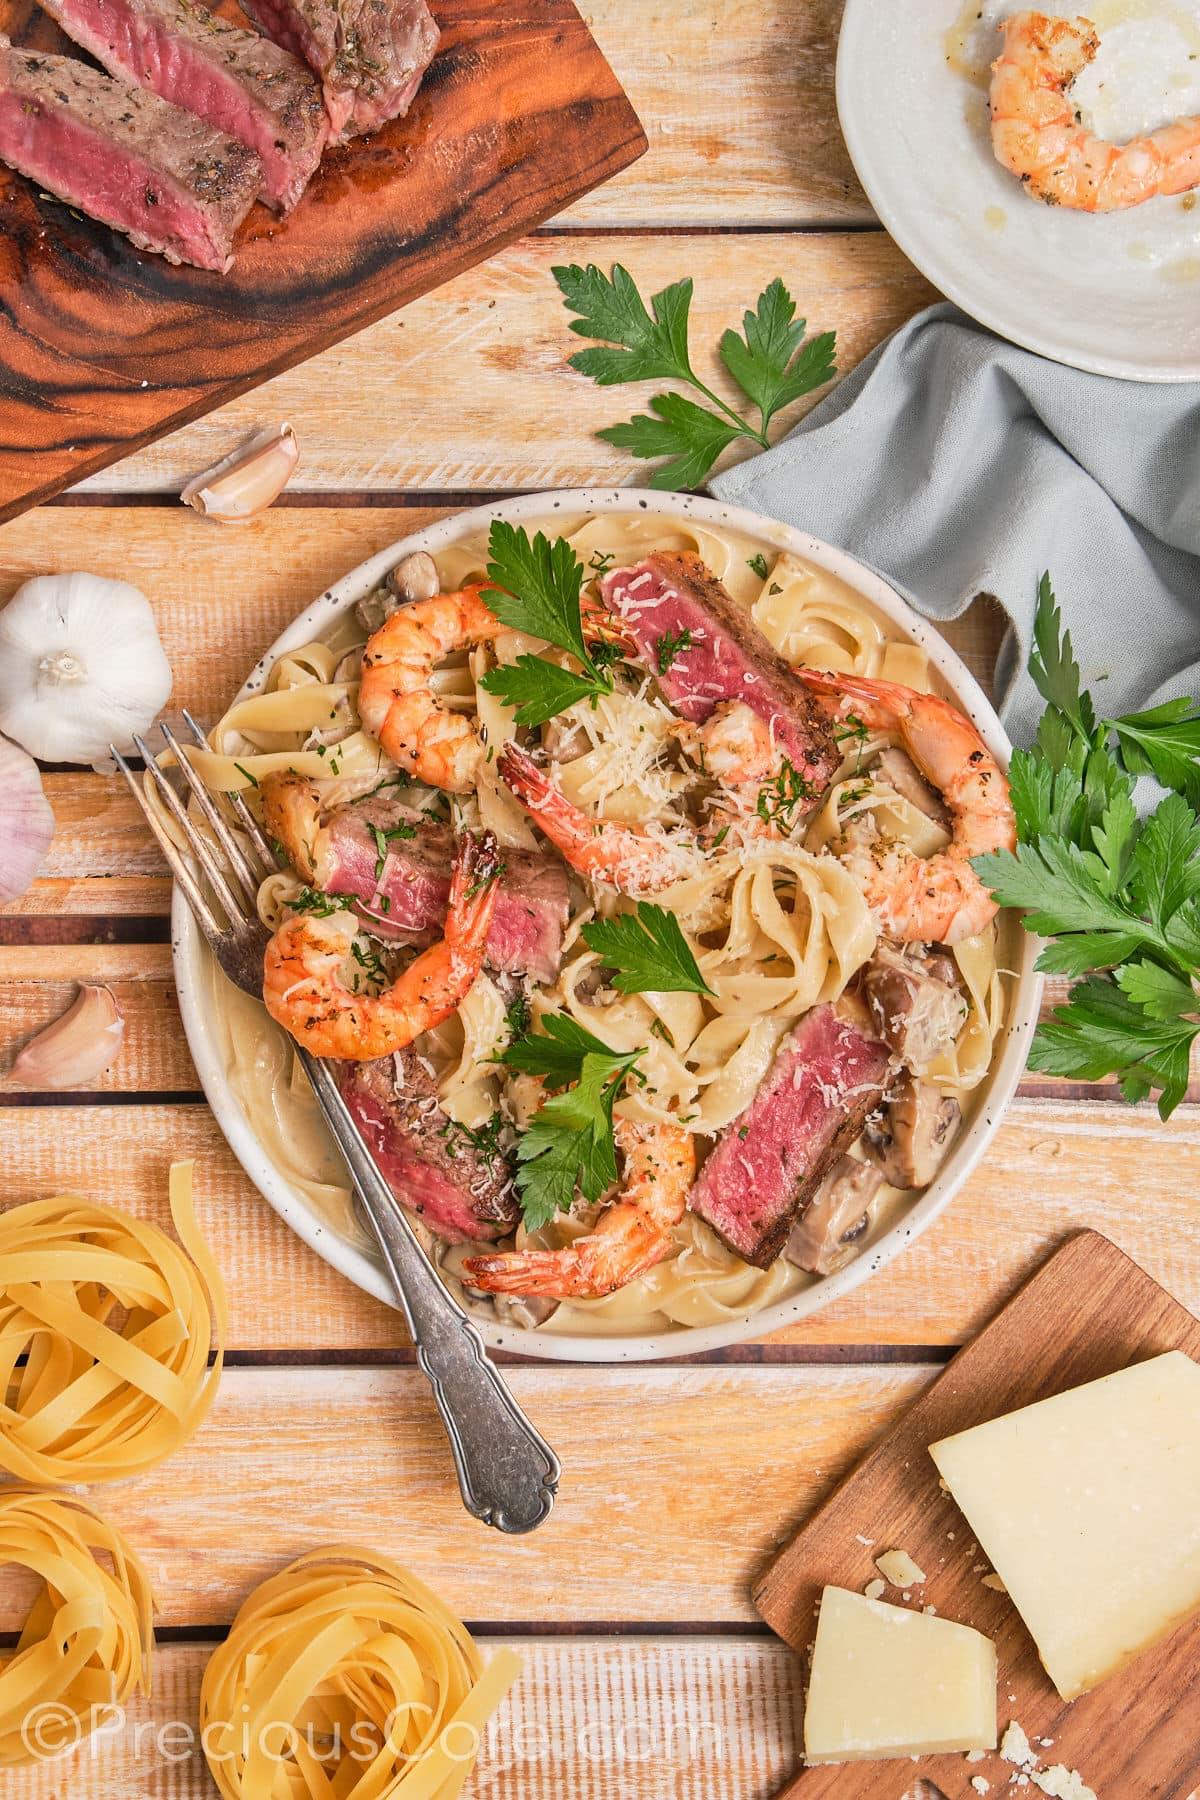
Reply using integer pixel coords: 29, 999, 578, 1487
0, 1162, 226, 1484
0, 1488, 154, 1765
193, 511, 1015, 1338
199, 1547, 522, 1800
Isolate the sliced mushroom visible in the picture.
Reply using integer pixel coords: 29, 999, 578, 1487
785, 1154, 885, 1276
873, 746, 949, 829
863, 1074, 962, 1189
354, 551, 442, 634
303, 691, 356, 750
493, 1293, 560, 1331
862, 941, 969, 1075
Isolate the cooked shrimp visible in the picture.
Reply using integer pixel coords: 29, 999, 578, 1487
463, 1118, 696, 1298
263, 831, 501, 1057
796, 669, 1015, 945
497, 742, 693, 895
262, 770, 326, 883
358, 586, 504, 791
991, 12, 1200, 210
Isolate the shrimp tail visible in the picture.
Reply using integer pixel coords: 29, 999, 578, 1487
446, 829, 503, 955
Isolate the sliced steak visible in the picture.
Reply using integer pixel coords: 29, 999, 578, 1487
688, 1004, 890, 1268
319, 798, 570, 985
600, 553, 840, 800
39, 0, 325, 212
240, 0, 438, 141
341, 1051, 518, 1243
0, 36, 259, 270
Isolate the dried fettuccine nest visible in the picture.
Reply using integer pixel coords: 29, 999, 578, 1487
200, 1547, 523, 1800
0, 1487, 154, 1764
0, 1162, 226, 1484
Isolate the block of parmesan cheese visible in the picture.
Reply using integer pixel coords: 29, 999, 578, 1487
804, 1586, 997, 1764
929, 1350, 1200, 1700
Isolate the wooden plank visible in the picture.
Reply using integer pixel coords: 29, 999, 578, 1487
0, 0, 645, 521
68, 233, 936, 493
1, 1101, 1198, 1351
4, 1637, 804, 1800
567, 0, 868, 228
0, 1361, 929, 1629
759, 1234, 1200, 1800
0, 944, 192, 1092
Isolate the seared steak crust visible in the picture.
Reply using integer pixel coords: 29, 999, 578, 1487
240, 0, 438, 141
40, 0, 326, 211
0, 35, 260, 270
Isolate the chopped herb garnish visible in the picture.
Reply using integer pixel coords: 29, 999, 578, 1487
747, 552, 769, 580
289, 886, 341, 917
371, 820, 417, 879
588, 549, 615, 575
756, 758, 815, 834
233, 762, 259, 788
655, 627, 694, 675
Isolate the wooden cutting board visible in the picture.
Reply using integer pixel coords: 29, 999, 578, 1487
755, 1231, 1200, 1800
0, 0, 645, 521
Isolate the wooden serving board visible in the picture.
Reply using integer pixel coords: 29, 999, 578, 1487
755, 1231, 1200, 1800
0, 0, 645, 521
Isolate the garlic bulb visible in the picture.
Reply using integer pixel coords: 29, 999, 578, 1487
0, 734, 54, 904
11, 984, 125, 1088
0, 573, 172, 766
181, 424, 299, 522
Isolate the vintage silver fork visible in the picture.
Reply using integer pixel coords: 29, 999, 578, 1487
114, 715, 560, 1534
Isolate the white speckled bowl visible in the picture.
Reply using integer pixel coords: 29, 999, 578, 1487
174, 490, 1042, 1361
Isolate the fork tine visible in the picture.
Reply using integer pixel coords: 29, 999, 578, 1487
160, 722, 261, 909
134, 733, 251, 927
181, 709, 280, 872
112, 746, 225, 939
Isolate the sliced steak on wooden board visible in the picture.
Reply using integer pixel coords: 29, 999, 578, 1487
0, 34, 260, 270
240, 0, 438, 140
38, 0, 326, 211
688, 1005, 891, 1268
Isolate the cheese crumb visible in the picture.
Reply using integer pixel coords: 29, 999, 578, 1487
1032, 1768, 1098, 1800
863, 1578, 886, 1601
854, 1533, 875, 1546
972, 1779, 991, 1795
982, 1572, 1008, 1593
875, 1549, 927, 1587
1001, 1722, 1037, 1768
966, 1750, 987, 1762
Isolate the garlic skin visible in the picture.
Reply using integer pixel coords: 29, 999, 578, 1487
0, 734, 55, 904
181, 424, 299, 523
0, 574, 172, 766
11, 984, 125, 1088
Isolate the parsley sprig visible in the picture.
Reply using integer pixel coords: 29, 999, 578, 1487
974, 575, 1200, 1117
500, 1016, 645, 1230
553, 264, 837, 489
478, 521, 617, 727
581, 901, 714, 996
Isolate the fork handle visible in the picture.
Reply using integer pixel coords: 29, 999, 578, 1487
300, 1053, 561, 1534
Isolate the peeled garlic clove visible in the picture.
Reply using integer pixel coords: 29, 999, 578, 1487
0, 734, 55, 905
12, 984, 125, 1088
181, 424, 299, 523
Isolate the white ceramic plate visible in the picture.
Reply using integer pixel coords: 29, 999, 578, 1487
837, 0, 1200, 380
174, 490, 1042, 1362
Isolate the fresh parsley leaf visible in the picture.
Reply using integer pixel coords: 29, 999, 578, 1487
747, 553, 769, 580
480, 656, 606, 727
553, 263, 695, 386
718, 279, 837, 433
1111, 698, 1200, 807
509, 1036, 645, 1230
555, 262, 836, 490
582, 902, 714, 996
599, 391, 743, 491
483, 521, 591, 668
1029, 572, 1095, 740
1029, 973, 1198, 1119
501, 1013, 640, 1087
655, 628, 693, 674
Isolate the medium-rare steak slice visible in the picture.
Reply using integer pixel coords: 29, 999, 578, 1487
319, 799, 570, 985
40, 0, 326, 212
341, 1051, 519, 1244
688, 1004, 891, 1268
239, 0, 438, 141
600, 553, 840, 803
0, 36, 259, 270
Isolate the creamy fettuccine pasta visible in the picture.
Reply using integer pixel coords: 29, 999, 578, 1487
191, 511, 1014, 1339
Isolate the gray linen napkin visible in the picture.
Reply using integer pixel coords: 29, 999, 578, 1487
708, 301, 1200, 748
